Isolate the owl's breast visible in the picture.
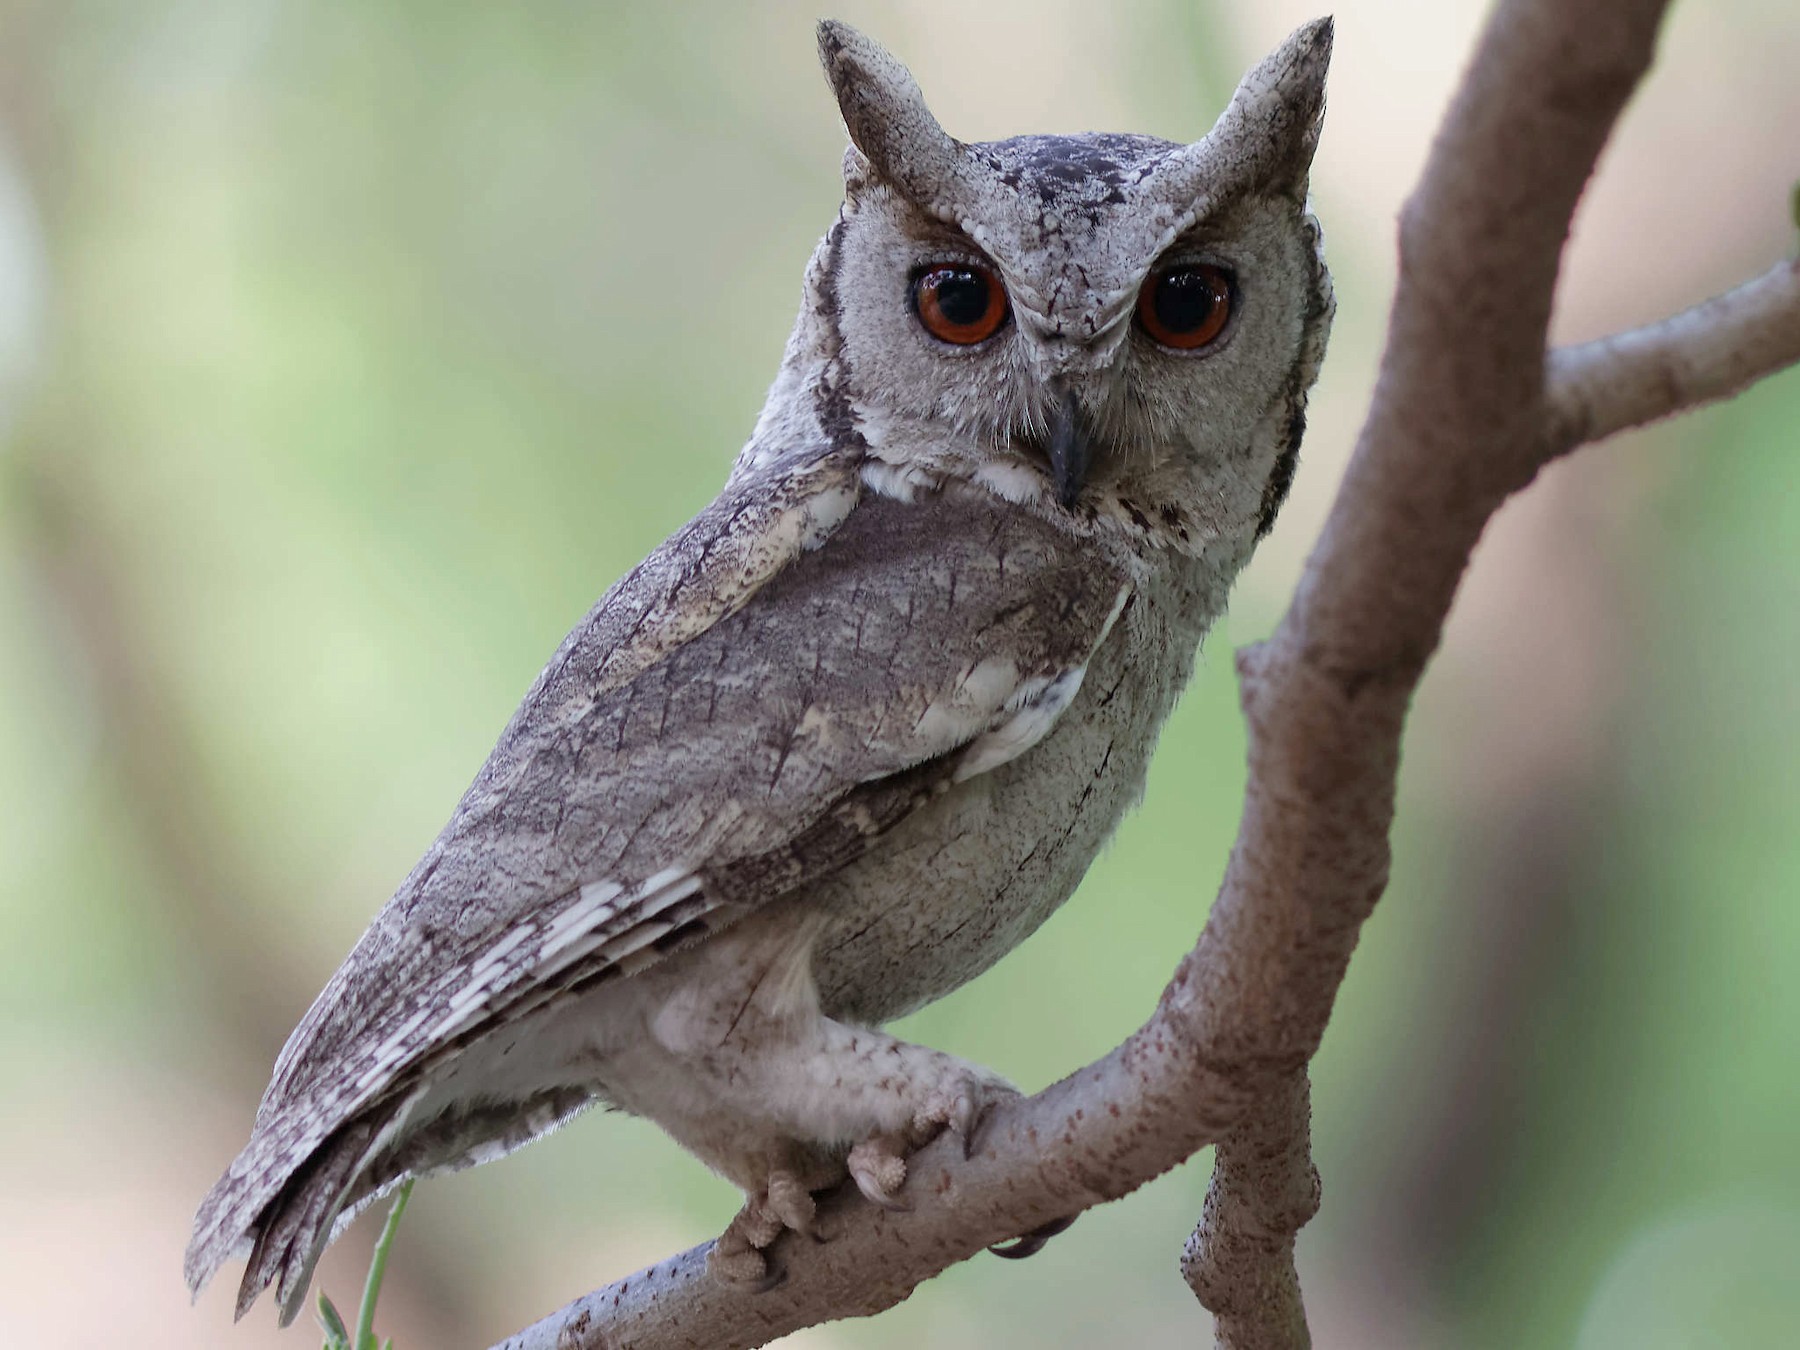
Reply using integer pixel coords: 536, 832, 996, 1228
808, 562, 1217, 1025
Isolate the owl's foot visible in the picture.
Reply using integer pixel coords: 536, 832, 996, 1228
905, 1060, 1018, 1156
695, 1045, 1017, 1283
707, 1169, 820, 1288
843, 1056, 1018, 1209
619, 913, 1022, 1280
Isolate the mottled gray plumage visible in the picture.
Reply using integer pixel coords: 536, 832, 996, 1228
188, 16, 1334, 1322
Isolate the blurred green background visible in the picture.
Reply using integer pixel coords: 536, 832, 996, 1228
1, 2, 1796, 1347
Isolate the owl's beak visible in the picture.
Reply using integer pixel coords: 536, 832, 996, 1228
1046, 387, 1092, 509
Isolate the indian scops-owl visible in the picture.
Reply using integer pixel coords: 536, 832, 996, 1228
187, 16, 1334, 1320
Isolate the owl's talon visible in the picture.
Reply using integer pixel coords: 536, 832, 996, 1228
861, 1185, 913, 1213
944, 1082, 1013, 1158
988, 1213, 1078, 1259
847, 1136, 910, 1210
764, 1172, 818, 1238
959, 1092, 1005, 1158
949, 1092, 979, 1154
911, 1072, 1017, 1160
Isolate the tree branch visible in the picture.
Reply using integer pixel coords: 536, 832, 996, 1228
494, 1013, 1251, 1350
1546, 258, 1800, 454
488, 2, 1800, 1346
1181, 1073, 1318, 1350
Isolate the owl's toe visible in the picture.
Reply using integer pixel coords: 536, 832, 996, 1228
764, 1171, 820, 1239
708, 1242, 785, 1290
709, 1181, 813, 1288
704, 1152, 851, 1286
911, 1069, 1019, 1159
846, 1134, 911, 1210
708, 1224, 776, 1288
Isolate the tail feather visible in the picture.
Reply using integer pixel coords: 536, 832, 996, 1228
190, 1083, 601, 1323
186, 1100, 404, 1326
186, 1145, 291, 1301
237, 1114, 384, 1326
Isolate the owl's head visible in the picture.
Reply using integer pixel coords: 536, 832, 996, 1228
775, 19, 1333, 553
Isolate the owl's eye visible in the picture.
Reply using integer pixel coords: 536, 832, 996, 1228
912, 264, 1009, 345
1137, 263, 1234, 351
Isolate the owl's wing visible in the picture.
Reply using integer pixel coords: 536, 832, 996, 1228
189, 458, 1135, 1302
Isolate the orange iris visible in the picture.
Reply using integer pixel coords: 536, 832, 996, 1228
1136, 263, 1234, 351
913, 264, 1009, 345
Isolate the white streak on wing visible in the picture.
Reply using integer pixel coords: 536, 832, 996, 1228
426, 1001, 483, 1046
425, 867, 701, 1053
957, 655, 1023, 706
860, 459, 941, 503
637, 864, 689, 896
358, 1083, 425, 1167
580, 878, 625, 907
1096, 584, 1132, 643
445, 977, 492, 1015
954, 666, 1088, 782
972, 459, 1049, 505
744, 481, 861, 568
308, 1082, 431, 1257
538, 881, 624, 961
911, 700, 979, 746
468, 922, 534, 977
952, 585, 1132, 783
357, 1008, 431, 1090
529, 867, 704, 985
799, 483, 859, 550
913, 656, 1020, 745
592, 891, 702, 968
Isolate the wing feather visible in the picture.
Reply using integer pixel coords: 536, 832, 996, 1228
187, 465, 1133, 1300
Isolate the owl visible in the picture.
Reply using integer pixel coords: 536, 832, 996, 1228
187, 16, 1334, 1321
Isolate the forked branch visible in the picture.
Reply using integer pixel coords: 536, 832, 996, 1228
492, 1, 1800, 1346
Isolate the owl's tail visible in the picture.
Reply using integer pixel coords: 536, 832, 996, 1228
185, 1105, 401, 1329
188, 1083, 601, 1325
241, 1115, 395, 1325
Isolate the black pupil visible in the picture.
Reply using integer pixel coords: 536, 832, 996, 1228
930, 270, 990, 326
1153, 269, 1221, 333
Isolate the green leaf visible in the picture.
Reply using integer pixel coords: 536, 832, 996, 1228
317, 1291, 350, 1349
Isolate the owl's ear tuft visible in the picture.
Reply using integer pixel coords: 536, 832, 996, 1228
816, 20, 970, 212
1213, 17, 1333, 199
1152, 17, 1332, 211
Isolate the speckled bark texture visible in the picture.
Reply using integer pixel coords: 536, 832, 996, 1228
1181, 1075, 1318, 1350
488, 0, 1800, 1346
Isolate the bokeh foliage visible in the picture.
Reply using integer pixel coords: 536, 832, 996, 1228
0, 3, 1795, 1347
